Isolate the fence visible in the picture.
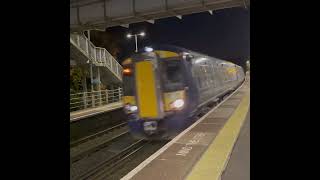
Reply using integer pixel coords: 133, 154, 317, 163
70, 88, 122, 112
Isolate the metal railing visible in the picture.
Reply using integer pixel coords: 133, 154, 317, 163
70, 33, 123, 81
70, 88, 123, 112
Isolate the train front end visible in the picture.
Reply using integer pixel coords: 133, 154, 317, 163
122, 50, 191, 140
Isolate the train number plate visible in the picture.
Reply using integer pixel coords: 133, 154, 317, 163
143, 121, 157, 131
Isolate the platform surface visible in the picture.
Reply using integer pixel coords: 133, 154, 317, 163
70, 102, 123, 122
222, 110, 250, 180
121, 78, 250, 180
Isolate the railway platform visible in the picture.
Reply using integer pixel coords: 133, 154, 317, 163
70, 101, 123, 122
121, 76, 250, 180
221, 110, 250, 180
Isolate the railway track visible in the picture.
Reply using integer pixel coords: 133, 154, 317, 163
70, 122, 127, 148
70, 122, 129, 163
70, 109, 126, 142
70, 88, 240, 179
74, 139, 147, 180
70, 120, 168, 180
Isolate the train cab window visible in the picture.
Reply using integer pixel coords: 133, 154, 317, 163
161, 60, 185, 91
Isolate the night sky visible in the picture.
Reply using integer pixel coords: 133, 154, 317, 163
106, 7, 250, 68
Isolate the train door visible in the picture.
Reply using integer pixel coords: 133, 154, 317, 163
134, 54, 164, 120
160, 58, 188, 112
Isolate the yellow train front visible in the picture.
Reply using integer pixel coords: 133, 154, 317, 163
122, 45, 244, 140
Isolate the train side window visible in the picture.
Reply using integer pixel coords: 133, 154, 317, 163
225, 67, 229, 82
202, 65, 209, 88
205, 66, 211, 87
225, 67, 228, 82
192, 64, 200, 88
196, 77, 199, 87
211, 64, 215, 87
201, 65, 206, 88
212, 64, 218, 87
199, 67, 203, 88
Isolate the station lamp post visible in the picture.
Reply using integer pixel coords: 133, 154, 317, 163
126, 32, 145, 52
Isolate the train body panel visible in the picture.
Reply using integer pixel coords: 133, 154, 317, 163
122, 45, 245, 140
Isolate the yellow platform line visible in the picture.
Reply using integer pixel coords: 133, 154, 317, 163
186, 90, 250, 180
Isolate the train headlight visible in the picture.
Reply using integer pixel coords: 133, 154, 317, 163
130, 105, 138, 112
124, 104, 138, 114
172, 99, 184, 109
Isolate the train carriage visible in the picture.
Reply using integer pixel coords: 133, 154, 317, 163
122, 45, 244, 140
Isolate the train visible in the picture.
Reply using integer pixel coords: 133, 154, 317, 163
121, 45, 245, 140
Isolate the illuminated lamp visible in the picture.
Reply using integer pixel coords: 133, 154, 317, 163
123, 68, 132, 75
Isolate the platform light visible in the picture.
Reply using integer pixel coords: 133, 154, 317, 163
126, 34, 132, 38
140, 32, 145, 36
126, 32, 146, 52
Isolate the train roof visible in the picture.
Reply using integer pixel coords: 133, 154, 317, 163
139, 44, 237, 66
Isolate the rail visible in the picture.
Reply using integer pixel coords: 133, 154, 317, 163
70, 88, 122, 112
70, 33, 123, 81
76, 139, 146, 180
70, 122, 127, 147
